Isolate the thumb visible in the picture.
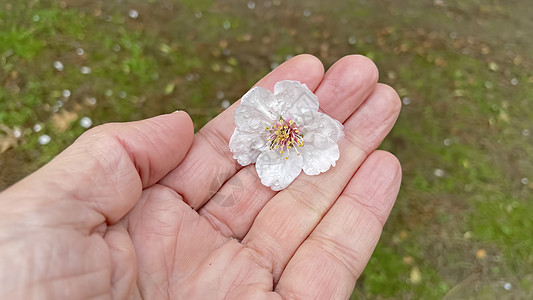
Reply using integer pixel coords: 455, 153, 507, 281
0, 111, 194, 224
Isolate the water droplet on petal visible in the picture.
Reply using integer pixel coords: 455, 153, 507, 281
38, 134, 51, 145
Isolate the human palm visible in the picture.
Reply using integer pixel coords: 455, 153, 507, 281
0, 55, 401, 299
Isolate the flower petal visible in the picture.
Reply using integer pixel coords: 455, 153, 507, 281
274, 80, 319, 116
256, 149, 303, 191
299, 133, 340, 176
293, 111, 344, 142
229, 129, 266, 166
235, 86, 277, 132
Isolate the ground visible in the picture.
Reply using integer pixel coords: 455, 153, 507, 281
0, 0, 532, 298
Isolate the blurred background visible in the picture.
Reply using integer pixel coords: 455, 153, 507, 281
1, 0, 532, 298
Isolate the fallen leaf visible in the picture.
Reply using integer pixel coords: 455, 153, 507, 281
410, 267, 422, 284
476, 249, 487, 260
52, 110, 78, 132
0, 125, 19, 154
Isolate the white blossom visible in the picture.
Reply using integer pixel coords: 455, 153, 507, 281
229, 80, 344, 191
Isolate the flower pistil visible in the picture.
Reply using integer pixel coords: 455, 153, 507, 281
266, 117, 304, 159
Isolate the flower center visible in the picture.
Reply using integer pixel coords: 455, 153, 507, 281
265, 117, 304, 158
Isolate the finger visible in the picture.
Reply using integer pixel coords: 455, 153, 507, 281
275, 151, 401, 299
242, 84, 401, 281
199, 55, 379, 239
0, 111, 194, 224
158, 54, 325, 210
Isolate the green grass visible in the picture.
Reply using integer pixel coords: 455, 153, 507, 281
1, 0, 532, 298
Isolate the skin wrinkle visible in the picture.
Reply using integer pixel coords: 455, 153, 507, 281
114, 129, 153, 187
343, 162, 401, 225
285, 181, 331, 218
199, 124, 241, 168
104, 225, 135, 299
127, 118, 183, 184
242, 238, 277, 278
201, 208, 238, 239
29, 265, 111, 297
80, 135, 139, 223
313, 219, 380, 278
200, 166, 275, 240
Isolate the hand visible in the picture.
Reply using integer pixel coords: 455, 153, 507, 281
0, 54, 401, 299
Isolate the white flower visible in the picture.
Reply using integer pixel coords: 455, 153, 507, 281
229, 80, 344, 191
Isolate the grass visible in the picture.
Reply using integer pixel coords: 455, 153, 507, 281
1, 0, 532, 298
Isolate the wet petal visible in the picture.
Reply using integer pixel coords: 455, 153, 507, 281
256, 149, 303, 191
294, 111, 344, 142
229, 129, 267, 166
299, 133, 340, 176
235, 86, 277, 132
274, 80, 319, 116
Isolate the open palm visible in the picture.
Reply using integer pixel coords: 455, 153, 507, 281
0, 55, 401, 299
